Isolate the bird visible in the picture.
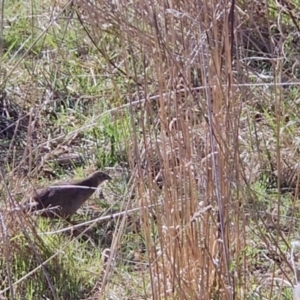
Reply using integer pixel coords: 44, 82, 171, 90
25, 171, 111, 220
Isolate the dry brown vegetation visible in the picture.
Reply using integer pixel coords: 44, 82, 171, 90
1, 0, 300, 299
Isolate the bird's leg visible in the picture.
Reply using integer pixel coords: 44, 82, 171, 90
65, 217, 76, 237
65, 216, 72, 224
65, 217, 85, 239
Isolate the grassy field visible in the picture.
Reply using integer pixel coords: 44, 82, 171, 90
1, 0, 300, 299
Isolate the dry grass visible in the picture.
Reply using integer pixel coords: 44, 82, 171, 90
1, 0, 300, 299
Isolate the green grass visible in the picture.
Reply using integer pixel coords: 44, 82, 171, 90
0, 0, 142, 298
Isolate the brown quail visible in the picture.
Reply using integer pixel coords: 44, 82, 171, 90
26, 171, 111, 219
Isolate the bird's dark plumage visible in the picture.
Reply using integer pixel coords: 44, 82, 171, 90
26, 171, 111, 219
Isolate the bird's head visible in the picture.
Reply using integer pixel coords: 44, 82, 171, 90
92, 171, 112, 184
